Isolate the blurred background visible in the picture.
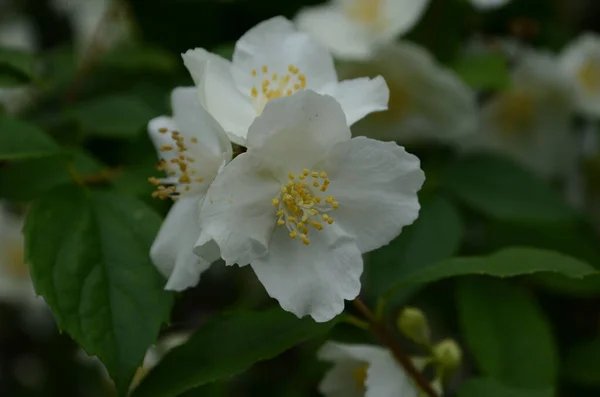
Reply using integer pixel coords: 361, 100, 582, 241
2, 0, 600, 396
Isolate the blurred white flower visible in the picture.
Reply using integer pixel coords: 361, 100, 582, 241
340, 42, 477, 143
0, 204, 47, 315
560, 33, 600, 118
469, 0, 512, 10
295, 0, 429, 60
195, 90, 424, 322
182, 16, 389, 145
462, 48, 576, 178
318, 341, 418, 397
0, 16, 38, 114
148, 87, 232, 292
52, 0, 132, 55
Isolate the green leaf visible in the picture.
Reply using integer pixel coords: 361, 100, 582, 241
0, 150, 106, 201
451, 53, 511, 90
385, 247, 596, 294
0, 115, 61, 160
457, 278, 558, 388
458, 378, 554, 397
66, 94, 155, 138
564, 337, 600, 387
439, 153, 576, 224
366, 196, 463, 297
131, 309, 336, 397
25, 186, 173, 395
0, 47, 36, 87
100, 46, 178, 73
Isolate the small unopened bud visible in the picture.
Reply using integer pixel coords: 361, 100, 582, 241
433, 339, 462, 370
397, 307, 431, 346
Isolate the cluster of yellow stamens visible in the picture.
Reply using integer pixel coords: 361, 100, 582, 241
578, 59, 600, 95
272, 169, 339, 246
250, 64, 307, 114
149, 127, 204, 200
346, 0, 385, 28
495, 91, 535, 138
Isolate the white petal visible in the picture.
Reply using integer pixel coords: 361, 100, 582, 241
246, 90, 351, 176
182, 48, 256, 145
320, 76, 389, 125
295, 3, 376, 60
150, 196, 210, 291
365, 351, 418, 397
249, 225, 362, 322
198, 152, 281, 267
378, 0, 430, 39
318, 341, 387, 362
170, 86, 232, 161
343, 42, 477, 142
231, 16, 337, 95
148, 116, 180, 174
324, 137, 424, 253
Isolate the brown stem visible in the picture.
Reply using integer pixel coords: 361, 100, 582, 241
353, 298, 439, 397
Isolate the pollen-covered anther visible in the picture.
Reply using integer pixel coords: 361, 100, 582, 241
271, 168, 339, 245
249, 64, 308, 114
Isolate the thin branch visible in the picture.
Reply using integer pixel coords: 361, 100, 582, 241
353, 298, 439, 397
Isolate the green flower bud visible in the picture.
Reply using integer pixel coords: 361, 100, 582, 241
433, 338, 462, 370
397, 306, 431, 346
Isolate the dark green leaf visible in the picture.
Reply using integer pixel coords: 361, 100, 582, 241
131, 309, 336, 397
0, 47, 36, 87
439, 154, 576, 224
366, 196, 463, 297
66, 94, 155, 138
25, 186, 173, 395
385, 247, 596, 295
0, 115, 61, 159
100, 46, 178, 73
458, 378, 554, 397
457, 278, 557, 388
0, 150, 105, 201
451, 53, 511, 90
564, 337, 600, 387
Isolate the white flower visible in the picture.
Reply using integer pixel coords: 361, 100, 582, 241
318, 341, 418, 397
559, 33, 600, 117
182, 16, 389, 145
0, 204, 47, 314
461, 48, 576, 178
148, 87, 232, 291
340, 42, 477, 143
295, 0, 429, 60
0, 16, 38, 114
469, 0, 512, 10
195, 90, 424, 322
52, 0, 131, 55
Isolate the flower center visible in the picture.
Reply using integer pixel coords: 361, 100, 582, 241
494, 91, 535, 139
250, 64, 307, 115
149, 127, 205, 200
352, 364, 368, 390
271, 169, 339, 245
577, 59, 600, 95
345, 0, 385, 29
3, 241, 28, 278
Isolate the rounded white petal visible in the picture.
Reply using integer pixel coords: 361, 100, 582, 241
469, 0, 512, 10
295, 3, 376, 60
559, 33, 600, 117
246, 90, 351, 176
324, 137, 424, 253
378, 0, 430, 39
150, 196, 211, 291
365, 351, 418, 397
182, 48, 256, 145
343, 42, 477, 142
231, 16, 338, 95
250, 225, 362, 322
198, 152, 281, 267
0, 17, 37, 51
318, 341, 387, 362
171, 86, 233, 161
320, 75, 389, 125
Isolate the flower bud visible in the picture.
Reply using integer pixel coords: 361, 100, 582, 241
397, 307, 431, 346
432, 338, 462, 370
